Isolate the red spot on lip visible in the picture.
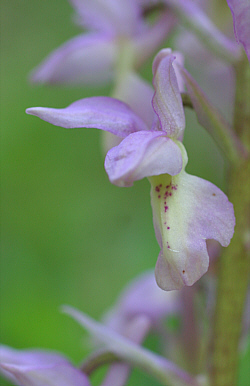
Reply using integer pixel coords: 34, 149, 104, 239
164, 206, 168, 212
158, 195, 161, 199
155, 186, 160, 192
212, 193, 216, 196
167, 226, 170, 229
182, 270, 185, 274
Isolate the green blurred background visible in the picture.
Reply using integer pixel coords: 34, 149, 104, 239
1, 1, 248, 385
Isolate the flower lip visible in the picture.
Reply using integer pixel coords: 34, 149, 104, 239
150, 169, 235, 291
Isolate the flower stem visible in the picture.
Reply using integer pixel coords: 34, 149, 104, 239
80, 349, 119, 375
210, 55, 250, 386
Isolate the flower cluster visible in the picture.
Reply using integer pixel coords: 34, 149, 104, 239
26, 49, 235, 290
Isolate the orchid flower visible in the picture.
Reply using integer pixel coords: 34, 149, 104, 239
104, 270, 180, 332
30, 0, 174, 86
62, 306, 205, 386
0, 345, 90, 386
88, 270, 180, 386
26, 49, 235, 290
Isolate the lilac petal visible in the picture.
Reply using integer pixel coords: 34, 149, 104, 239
30, 34, 116, 85
152, 49, 185, 139
0, 345, 90, 386
227, 0, 250, 61
134, 12, 176, 68
26, 97, 148, 137
69, 0, 141, 37
62, 306, 202, 386
104, 270, 180, 333
150, 169, 235, 290
105, 131, 183, 187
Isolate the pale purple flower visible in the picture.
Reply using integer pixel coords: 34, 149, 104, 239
0, 345, 90, 386
62, 306, 204, 386
26, 49, 235, 290
227, 0, 250, 61
98, 270, 181, 386
31, 0, 174, 86
104, 270, 180, 332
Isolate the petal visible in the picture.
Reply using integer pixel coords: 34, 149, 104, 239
69, 0, 141, 37
30, 34, 116, 85
105, 132, 183, 187
150, 169, 235, 290
0, 345, 90, 386
26, 97, 148, 137
152, 49, 185, 139
104, 270, 180, 332
227, 0, 250, 61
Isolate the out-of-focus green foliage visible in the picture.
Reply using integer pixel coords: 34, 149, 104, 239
1, 1, 248, 385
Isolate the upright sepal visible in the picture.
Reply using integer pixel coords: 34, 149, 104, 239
152, 49, 185, 139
